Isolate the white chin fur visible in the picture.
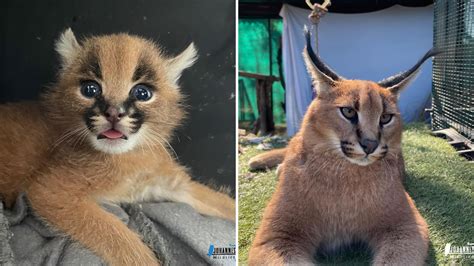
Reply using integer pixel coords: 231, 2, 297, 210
346, 157, 374, 166
88, 133, 140, 154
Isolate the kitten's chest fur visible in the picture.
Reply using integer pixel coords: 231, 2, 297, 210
52, 148, 167, 189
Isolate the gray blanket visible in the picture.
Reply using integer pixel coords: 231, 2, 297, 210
0, 194, 235, 265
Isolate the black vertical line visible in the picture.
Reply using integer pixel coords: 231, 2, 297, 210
268, 19, 274, 119
268, 19, 273, 76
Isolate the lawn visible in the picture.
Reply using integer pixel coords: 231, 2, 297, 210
238, 124, 473, 265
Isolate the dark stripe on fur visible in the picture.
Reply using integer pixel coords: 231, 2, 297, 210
80, 51, 102, 79
123, 97, 145, 133
132, 58, 156, 82
83, 95, 145, 134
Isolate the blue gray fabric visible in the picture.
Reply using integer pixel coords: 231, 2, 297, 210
280, 4, 434, 136
0, 202, 14, 265
0, 194, 235, 266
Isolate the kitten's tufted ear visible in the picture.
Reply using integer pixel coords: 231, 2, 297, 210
167, 43, 198, 84
55, 28, 81, 67
302, 27, 342, 95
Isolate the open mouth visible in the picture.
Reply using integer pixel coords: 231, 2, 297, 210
97, 129, 128, 140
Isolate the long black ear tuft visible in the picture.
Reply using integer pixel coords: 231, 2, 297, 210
377, 48, 442, 94
303, 26, 342, 82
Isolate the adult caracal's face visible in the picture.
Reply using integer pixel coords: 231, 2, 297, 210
310, 79, 401, 166
302, 27, 438, 166
42, 29, 197, 154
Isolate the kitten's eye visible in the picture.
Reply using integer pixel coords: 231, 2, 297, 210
80, 81, 101, 98
340, 107, 357, 120
380, 114, 393, 125
131, 84, 153, 101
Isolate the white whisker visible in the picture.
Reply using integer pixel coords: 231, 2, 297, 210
50, 127, 86, 151
146, 129, 178, 160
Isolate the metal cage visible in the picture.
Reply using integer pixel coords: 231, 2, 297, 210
432, 0, 474, 140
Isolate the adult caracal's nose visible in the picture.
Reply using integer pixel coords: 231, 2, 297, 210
359, 138, 379, 155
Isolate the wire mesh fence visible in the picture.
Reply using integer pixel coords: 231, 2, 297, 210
432, 0, 474, 140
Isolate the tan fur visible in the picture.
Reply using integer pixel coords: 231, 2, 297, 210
0, 29, 234, 265
248, 48, 428, 265
248, 148, 286, 171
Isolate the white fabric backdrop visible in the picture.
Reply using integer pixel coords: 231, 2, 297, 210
280, 4, 434, 136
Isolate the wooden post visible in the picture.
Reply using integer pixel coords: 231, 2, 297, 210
256, 79, 275, 135
239, 71, 279, 136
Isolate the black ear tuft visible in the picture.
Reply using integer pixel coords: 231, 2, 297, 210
378, 48, 442, 94
303, 26, 341, 82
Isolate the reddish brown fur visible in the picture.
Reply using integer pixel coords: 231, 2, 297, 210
249, 76, 428, 264
248, 148, 286, 171
0, 30, 234, 265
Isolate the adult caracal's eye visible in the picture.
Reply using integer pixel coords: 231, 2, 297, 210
340, 107, 357, 120
380, 114, 393, 125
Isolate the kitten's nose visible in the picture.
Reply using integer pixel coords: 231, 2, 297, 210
359, 138, 379, 155
105, 106, 125, 123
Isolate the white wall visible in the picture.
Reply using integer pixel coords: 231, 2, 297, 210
280, 4, 434, 136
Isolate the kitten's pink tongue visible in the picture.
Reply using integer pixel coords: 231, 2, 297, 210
101, 129, 124, 139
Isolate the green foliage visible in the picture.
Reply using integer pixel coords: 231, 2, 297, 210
403, 124, 474, 265
238, 19, 286, 124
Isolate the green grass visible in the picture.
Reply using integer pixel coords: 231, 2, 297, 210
238, 124, 474, 265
